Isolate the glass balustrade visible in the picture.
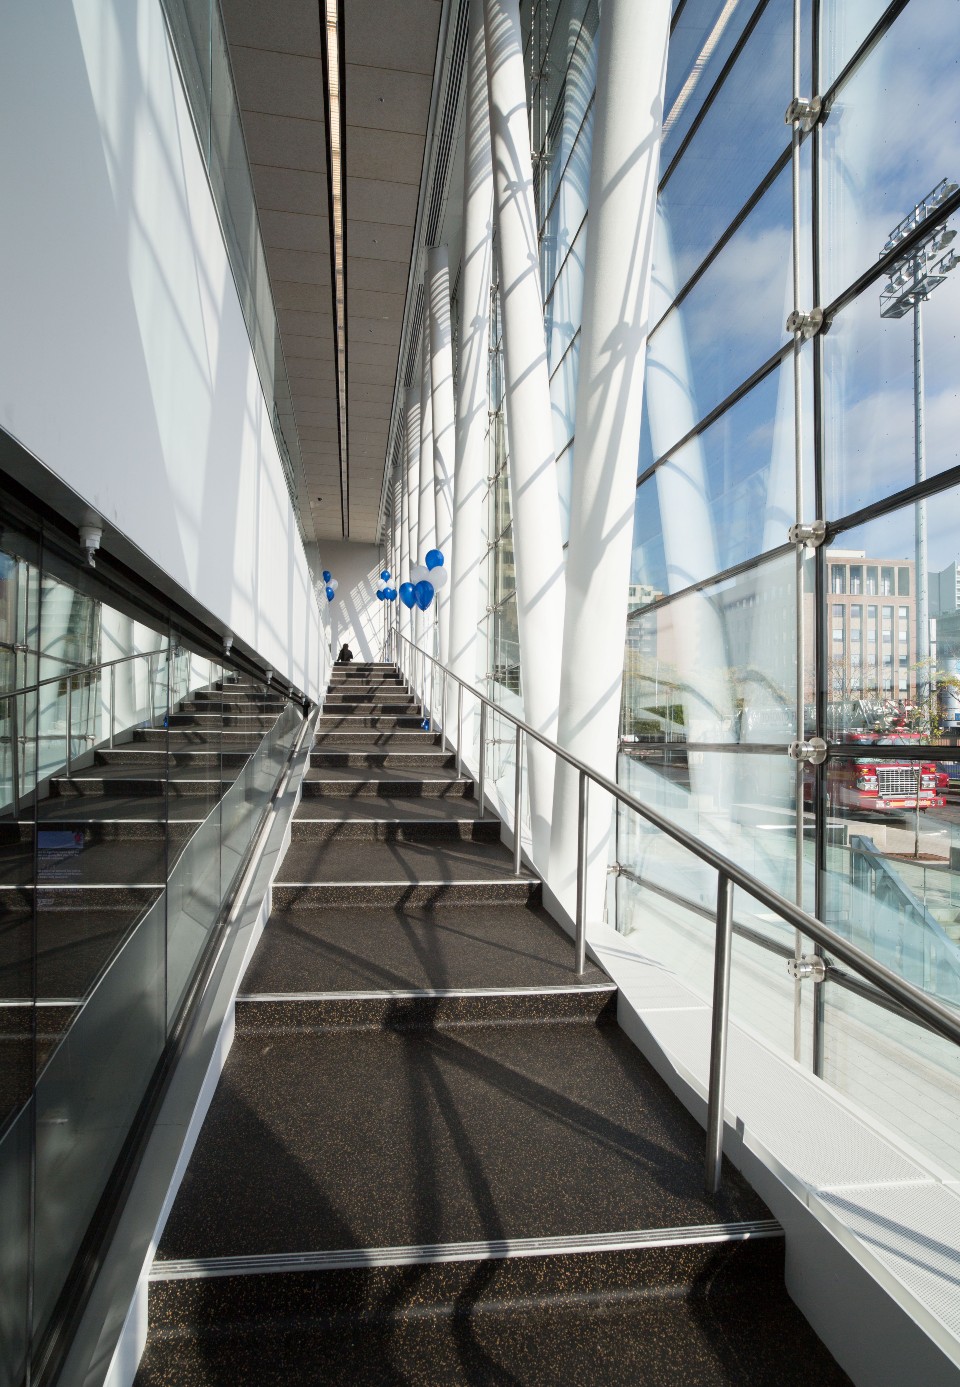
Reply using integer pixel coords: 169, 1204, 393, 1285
0, 502, 303, 1385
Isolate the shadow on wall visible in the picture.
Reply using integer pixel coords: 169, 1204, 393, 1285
333, 572, 381, 660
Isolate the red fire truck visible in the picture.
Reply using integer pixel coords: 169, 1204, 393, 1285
827, 700, 945, 814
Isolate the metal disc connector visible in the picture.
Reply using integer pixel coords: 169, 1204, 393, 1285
784, 96, 822, 132
786, 307, 824, 339
788, 518, 827, 548
787, 954, 827, 983
787, 737, 828, 766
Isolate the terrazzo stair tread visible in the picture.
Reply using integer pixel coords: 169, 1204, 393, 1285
134, 1288, 851, 1387
0, 829, 185, 886
321, 703, 421, 716
317, 717, 426, 730
0, 891, 159, 999
309, 732, 441, 750
309, 750, 457, 770
290, 817, 501, 844
276, 836, 528, 886
33, 796, 209, 824
133, 730, 264, 747
240, 900, 606, 995
302, 763, 469, 787
49, 777, 234, 799
166, 714, 279, 728
155, 1017, 767, 1263
236, 987, 618, 1033
95, 749, 251, 769
293, 795, 485, 823
50, 762, 241, 784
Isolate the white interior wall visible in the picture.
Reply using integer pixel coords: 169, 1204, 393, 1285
319, 541, 385, 665
0, 0, 323, 697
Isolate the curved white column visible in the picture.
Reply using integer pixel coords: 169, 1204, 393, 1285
483, 0, 565, 866
550, 0, 672, 925
427, 246, 455, 667
449, 0, 494, 750
402, 388, 420, 651
418, 336, 436, 656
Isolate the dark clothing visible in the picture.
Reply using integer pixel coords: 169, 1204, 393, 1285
336, 645, 354, 665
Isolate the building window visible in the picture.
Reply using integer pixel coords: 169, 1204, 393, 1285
898, 567, 910, 596
849, 564, 862, 594
866, 567, 878, 595
881, 566, 895, 596
831, 565, 846, 594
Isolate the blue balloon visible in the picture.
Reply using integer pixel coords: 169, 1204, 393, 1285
381, 569, 390, 581
322, 570, 332, 582
375, 589, 384, 600
399, 582, 417, 609
425, 549, 444, 570
386, 587, 397, 601
414, 579, 435, 611
325, 585, 335, 601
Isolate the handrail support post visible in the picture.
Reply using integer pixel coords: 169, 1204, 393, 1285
706, 872, 735, 1194
477, 700, 487, 813
575, 770, 589, 975
513, 724, 523, 875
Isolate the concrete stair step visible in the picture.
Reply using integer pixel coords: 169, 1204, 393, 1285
308, 750, 455, 770
96, 749, 250, 769
317, 716, 425, 730
136, 1235, 852, 1387
301, 777, 473, 798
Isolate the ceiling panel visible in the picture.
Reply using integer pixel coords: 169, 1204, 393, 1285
220, 0, 442, 544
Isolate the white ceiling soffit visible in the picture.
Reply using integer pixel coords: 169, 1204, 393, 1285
374, 0, 470, 547
219, 0, 443, 545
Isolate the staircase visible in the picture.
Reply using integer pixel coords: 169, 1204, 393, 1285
133, 663, 851, 1385
0, 678, 285, 1117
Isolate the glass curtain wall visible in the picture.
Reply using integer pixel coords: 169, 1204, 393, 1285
0, 498, 301, 1387
613, 0, 960, 1166
476, 0, 960, 1167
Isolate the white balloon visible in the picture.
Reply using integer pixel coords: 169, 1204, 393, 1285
431, 568, 449, 588
410, 565, 427, 584
329, 578, 339, 592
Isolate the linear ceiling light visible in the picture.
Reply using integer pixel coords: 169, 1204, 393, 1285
323, 0, 349, 536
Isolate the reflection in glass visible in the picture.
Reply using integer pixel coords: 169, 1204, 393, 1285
636, 361, 804, 589
647, 165, 793, 460
624, 550, 801, 755
820, 2, 959, 305
658, 0, 791, 285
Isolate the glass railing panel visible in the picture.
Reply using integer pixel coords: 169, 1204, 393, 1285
820, 980, 960, 1178
31, 893, 166, 1342
0, 1104, 31, 1387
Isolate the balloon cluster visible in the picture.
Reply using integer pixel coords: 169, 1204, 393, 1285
376, 570, 397, 602
322, 569, 339, 602
399, 549, 446, 611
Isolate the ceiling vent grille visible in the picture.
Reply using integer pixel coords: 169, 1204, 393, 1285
377, 0, 471, 542
403, 287, 424, 389
425, 0, 470, 248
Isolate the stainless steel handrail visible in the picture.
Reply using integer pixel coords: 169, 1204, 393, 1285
397, 634, 960, 1193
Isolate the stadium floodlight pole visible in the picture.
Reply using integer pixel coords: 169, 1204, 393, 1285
879, 178, 958, 708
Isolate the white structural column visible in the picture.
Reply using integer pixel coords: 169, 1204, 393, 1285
391, 471, 402, 658
427, 246, 456, 667
402, 389, 420, 650
550, 0, 672, 926
449, 0, 494, 751
417, 334, 437, 654
483, 0, 565, 867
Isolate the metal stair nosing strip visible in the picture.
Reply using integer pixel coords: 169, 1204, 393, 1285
150, 1220, 784, 1281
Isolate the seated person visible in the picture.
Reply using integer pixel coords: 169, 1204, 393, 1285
336, 643, 354, 665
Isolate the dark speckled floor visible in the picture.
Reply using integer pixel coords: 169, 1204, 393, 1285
158, 1014, 767, 1260
138, 665, 853, 1386
276, 836, 531, 884
241, 901, 605, 994
137, 1240, 852, 1386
